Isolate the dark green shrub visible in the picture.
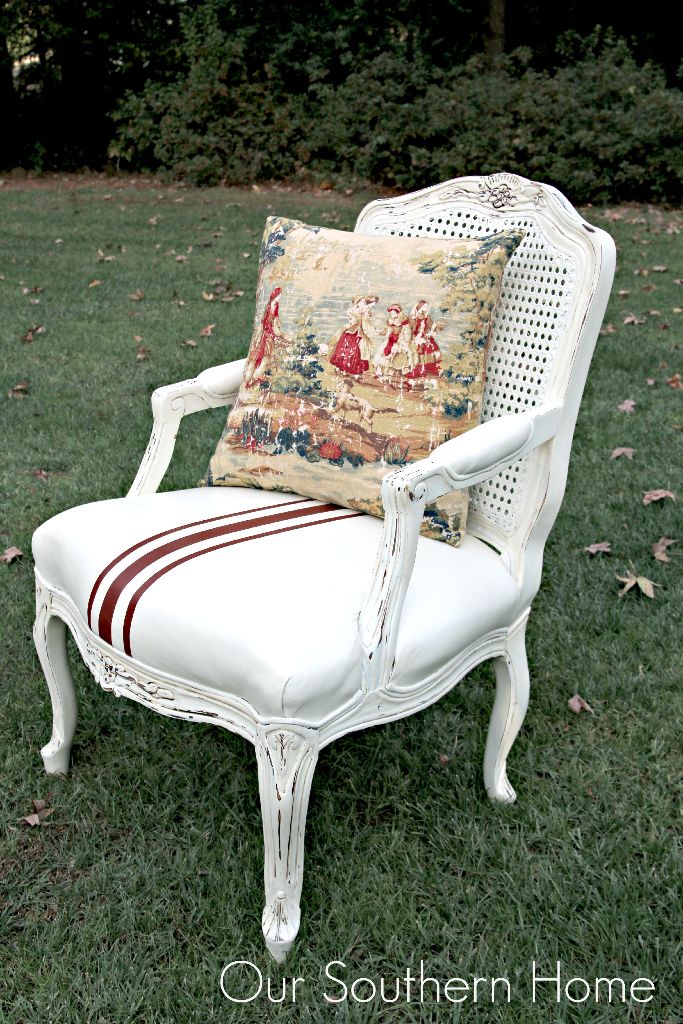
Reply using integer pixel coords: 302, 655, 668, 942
112, 16, 683, 203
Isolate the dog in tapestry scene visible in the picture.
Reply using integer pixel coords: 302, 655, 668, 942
331, 380, 376, 430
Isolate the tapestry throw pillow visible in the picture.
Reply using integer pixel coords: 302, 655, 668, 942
206, 218, 523, 546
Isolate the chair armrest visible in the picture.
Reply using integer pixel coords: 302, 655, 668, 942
128, 358, 245, 497
357, 405, 561, 692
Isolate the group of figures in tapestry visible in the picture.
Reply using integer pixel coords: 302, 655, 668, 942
245, 289, 443, 391
329, 296, 441, 385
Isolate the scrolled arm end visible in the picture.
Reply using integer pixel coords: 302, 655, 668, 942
129, 358, 247, 498
358, 405, 561, 692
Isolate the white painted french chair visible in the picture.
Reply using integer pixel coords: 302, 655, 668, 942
32, 173, 615, 963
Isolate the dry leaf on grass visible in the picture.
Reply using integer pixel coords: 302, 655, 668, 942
33, 469, 49, 482
8, 380, 29, 399
21, 325, 45, 343
199, 324, 216, 337
135, 341, 151, 361
175, 254, 188, 263
22, 798, 54, 826
180, 338, 197, 348
642, 489, 676, 505
1, 546, 23, 564
96, 248, 115, 263
623, 314, 646, 325
584, 541, 612, 555
438, 754, 449, 767
617, 571, 659, 598
88, 279, 103, 288
129, 289, 145, 301
568, 694, 594, 715
600, 324, 616, 335
652, 537, 676, 563
667, 372, 682, 390
617, 289, 630, 297
652, 265, 668, 272
611, 447, 635, 459
618, 399, 636, 413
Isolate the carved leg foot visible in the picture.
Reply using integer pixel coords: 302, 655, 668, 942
484, 613, 530, 804
34, 580, 78, 775
255, 724, 319, 964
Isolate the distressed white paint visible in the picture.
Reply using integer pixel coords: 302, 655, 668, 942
32, 174, 615, 962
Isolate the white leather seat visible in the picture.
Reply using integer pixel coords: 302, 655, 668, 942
33, 486, 520, 722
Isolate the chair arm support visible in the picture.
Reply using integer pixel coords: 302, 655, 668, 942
128, 358, 246, 497
357, 405, 561, 692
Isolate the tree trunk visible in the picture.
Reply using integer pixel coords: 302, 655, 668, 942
0, 28, 15, 165
485, 0, 505, 64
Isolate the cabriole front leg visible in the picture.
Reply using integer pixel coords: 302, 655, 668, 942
484, 612, 530, 804
34, 578, 78, 775
255, 724, 319, 964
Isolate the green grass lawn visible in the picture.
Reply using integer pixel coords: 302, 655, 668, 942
1, 180, 681, 1023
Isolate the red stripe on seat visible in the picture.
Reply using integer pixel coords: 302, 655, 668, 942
86, 497, 309, 627
97, 502, 339, 646
122, 510, 362, 656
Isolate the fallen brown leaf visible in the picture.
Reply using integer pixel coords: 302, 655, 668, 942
199, 324, 216, 337
584, 541, 612, 555
201, 291, 216, 302
600, 323, 616, 335
135, 342, 151, 361
617, 571, 659, 598
642, 489, 676, 505
129, 289, 145, 301
21, 324, 45, 343
618, 399, 636, 413
33, 469, 49, 482
88, 279, 103, 288
96, 248, 115, 263
652, 265, 668, 272
568, 694, 594, 714
175, 254, 188, 263
640, 283, 657, 292
622, 314, 646, 325
666, 372, 682, 390
611, 447, 635, 459
1, 546, 23, 564
21, 799, 54, 826
438, 754, 449, 767
652, 537, 676, 563
617, 289, 630, 297
180, 338, 197, 348
8, 381, 29, 399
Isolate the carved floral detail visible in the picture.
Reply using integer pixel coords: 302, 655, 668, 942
84, 641, 175, 702
439, 174, 546, 210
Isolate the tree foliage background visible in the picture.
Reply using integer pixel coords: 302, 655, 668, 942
2, 0, 683, 201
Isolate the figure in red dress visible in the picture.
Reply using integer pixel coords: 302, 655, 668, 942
245, 286, 286, 386
405, 300, 442, 380
330, 296, 377, 376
